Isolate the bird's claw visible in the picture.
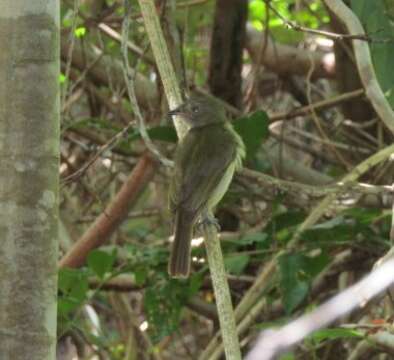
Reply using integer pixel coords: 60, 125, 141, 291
196, 215, 221, 232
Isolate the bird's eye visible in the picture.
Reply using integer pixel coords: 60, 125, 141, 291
192, 106, 199, 113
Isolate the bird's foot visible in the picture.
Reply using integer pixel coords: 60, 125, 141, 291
196, 214, 221, 233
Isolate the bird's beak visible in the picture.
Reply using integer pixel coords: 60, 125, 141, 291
168, 103, 186, 116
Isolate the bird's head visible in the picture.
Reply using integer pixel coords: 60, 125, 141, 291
168, 94, 226, 128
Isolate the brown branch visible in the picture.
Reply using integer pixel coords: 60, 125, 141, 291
97, 22, 155, 65
246, 26, 335, 79
269, 88, 364, 122
59, 154, 157, 268
89, 276, 143, 292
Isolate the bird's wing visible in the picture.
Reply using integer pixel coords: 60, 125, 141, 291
169, 124, 237, 216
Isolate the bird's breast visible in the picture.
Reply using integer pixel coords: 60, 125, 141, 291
206, 161, 236, 211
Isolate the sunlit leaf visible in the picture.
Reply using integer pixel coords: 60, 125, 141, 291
74, 26, 87, 38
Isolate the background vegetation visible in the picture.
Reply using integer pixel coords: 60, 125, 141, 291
57, 0, 394, 359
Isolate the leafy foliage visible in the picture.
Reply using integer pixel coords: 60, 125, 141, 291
233, 110, 269, 160
55, 0, 394, 358
249, 0, 329, 42
87, 249, 117, 279
279, 252, 329, 313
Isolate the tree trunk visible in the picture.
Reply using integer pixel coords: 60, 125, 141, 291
208, 0, 248, 109
0, 1, 60, 359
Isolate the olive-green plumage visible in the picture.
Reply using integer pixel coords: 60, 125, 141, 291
168, 94, 245, 278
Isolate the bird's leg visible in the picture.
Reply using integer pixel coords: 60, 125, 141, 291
196, 210, 221, 233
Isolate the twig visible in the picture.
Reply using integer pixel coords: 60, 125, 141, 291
137, 0, 186, 138
61, 0, 80, 112
121, 0, 173, 168
269, 88, 364, 122
99, 22, 155, 65
62, 121, 135, 184
305, 53, 351, 169
137, 0, 242, 358
291, 143, 394, 243
266, 1, 386, 43
241, 168, 392, 199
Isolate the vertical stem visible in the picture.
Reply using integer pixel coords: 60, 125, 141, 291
137, 1, 242, 358
204, 225, 242, 360
138, 0, 186, 138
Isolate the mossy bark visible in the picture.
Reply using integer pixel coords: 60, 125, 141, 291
0, 2, 59, 359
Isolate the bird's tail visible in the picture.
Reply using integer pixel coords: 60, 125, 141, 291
168, 211, 195, 278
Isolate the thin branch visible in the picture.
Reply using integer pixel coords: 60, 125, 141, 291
291, 143, 394, 242
62, 121, 136, 184
121, 0, 173, 167
305, 52, 351, 169
266, 1, 387, 42
241, 168, 393, 200
61, 0, 80, 112
99, 22, 155, 65
137, 0, 186, 138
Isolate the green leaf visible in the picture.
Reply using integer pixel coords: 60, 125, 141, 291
279, 251, 329, 313
144, 281, 188, 342
309, 328, 363, 343
224, 254, 250, 275
238, 232, 269, 245
188, 272, 204, 296
255, 318, 290, 330
310, 216, 345, 230
134, 266, 148, 286
59, 73, 67, 84
270, 25, 304, 44
279, 353, 295, 360
249, 0, 265, 22
342, 208, 383, 225
58, 268, 89, 315
303, 252, 330, 278
251, 20, 264, 31
87, 249, 116, 279
74, 26, 87, 38
148, 125, 178, 143
233, 110, 269, 160
278, 254, 310, 313
126, 125, 177, 143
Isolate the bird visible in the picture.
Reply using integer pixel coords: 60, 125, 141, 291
168, 93, 245, 278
